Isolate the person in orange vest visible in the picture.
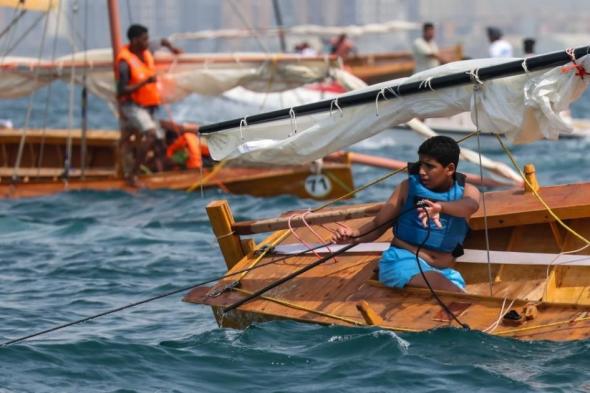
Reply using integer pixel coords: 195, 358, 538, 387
116, 24, 181, 186
165, 129, 211, 170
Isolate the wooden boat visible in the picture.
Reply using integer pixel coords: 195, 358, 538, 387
0, 128, 354, 199
185, 165, 590, 341
345, 45, 464, 85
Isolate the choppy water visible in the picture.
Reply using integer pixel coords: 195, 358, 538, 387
1, 84, 590, 392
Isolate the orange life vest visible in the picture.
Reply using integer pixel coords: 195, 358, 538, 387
115, 45, 161, 107
166, 133, 207, 169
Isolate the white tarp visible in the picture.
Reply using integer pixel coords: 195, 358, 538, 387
205, 56, 590, 165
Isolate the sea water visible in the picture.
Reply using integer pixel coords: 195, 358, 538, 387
1, 83, 590, 392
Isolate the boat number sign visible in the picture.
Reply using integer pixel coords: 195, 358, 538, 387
304, 174, 332, 198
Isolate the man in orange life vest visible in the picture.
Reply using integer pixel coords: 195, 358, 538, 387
116, 24, 181, 185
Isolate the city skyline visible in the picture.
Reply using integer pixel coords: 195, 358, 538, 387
1, 0, 589, 58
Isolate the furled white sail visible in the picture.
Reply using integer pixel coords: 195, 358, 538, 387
205, 56, 590, 165
169, 20, 419, 42
0, 49, 351, 103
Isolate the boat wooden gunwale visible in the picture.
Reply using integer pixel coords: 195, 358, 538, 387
0, 127, 354, 199
185, 166, 590, 341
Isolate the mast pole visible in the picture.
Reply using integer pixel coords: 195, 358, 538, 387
199, 45, 590, 134
106, 0, 124, 178
271, 0, 287, 52
107, 0, 123, 74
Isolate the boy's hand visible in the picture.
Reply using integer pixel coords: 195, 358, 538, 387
331, 226, 359, 244
417, 199, 442, 228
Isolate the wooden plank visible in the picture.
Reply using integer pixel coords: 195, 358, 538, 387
206, 201, 245, 270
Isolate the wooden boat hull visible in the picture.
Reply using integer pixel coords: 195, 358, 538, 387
0, 128, 354, 199
345, 45, 463, 84
0, 163, 354, 200
186, 180, 590, 341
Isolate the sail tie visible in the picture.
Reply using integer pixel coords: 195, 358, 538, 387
288, 108, 298, 136
466, 68, 484, 86
521, 58, 530, 73
239, 117, 248, 141
561, 47, 589, 79
418, 76, 435, 91
375, 88, 388, 117
329, 98, 343, 118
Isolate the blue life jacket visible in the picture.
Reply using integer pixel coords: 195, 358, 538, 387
394, 163, 470, 253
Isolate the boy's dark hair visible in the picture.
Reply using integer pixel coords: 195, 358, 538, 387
423, 22, 434, 32
418, 136, 460, 168
127, 24, 148, 41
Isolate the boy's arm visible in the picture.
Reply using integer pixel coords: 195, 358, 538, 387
439, 183, 480, 218
333, 180, 408, 244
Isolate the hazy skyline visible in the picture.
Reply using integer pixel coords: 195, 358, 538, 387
1, 0, 589, 58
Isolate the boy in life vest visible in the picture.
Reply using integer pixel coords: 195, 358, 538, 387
332, 136, 480, 293
116, 24, 181, 185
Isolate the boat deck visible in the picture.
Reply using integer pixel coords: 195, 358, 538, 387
185, 181, 590, 341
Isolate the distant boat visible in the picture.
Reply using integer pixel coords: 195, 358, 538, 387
0, 0, 355, 200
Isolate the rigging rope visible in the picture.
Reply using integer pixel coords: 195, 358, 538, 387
471, 82, 494, 297
0, 9, 26, 43
36, 0, 65, 178
11, 2, 53, 182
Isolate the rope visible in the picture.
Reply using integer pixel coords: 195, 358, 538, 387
1, 12, 46, 58
0, 243, 348, 346
495, 315, 590, 336
329, 98, 343, 118
11, 5, 52, 182
36, 0, 65, 178
375, 88, 387, 117
471, 83, 494, 296
288, 108, 297, 136
0, 9, 26, 43
324, 170, 355, 194
227, 0, 271, 54
186, 159, 229, 193
418, 76, 435, 91
495, 135, 590, 246
232, 288, 363, 326
63, 0, 80, 181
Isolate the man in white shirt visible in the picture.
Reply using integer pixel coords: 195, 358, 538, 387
487, 27, 513, 58
412, 22, 445, 73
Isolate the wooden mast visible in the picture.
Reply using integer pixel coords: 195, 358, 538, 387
106, 0, 123, 177
106, 0, 123, 74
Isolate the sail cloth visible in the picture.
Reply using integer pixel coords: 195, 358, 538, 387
169, 20, 419, 42
205, 56, 590, 165
0, 49, 353, 103
0, 0, 58, 11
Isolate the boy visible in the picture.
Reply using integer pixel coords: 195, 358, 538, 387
332, 136, 480, 293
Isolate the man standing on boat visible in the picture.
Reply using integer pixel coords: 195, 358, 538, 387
116, 24, 182, 185
487, 27, 513, 58
412, 22, 445, 73
332, 136, 480, 293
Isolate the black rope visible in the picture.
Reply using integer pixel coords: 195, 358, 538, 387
414, 204, 469, 329
2, 200, 468, 345
0, 9, 26, 43
0, 242, 340, 347
222, 203, 464, 318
